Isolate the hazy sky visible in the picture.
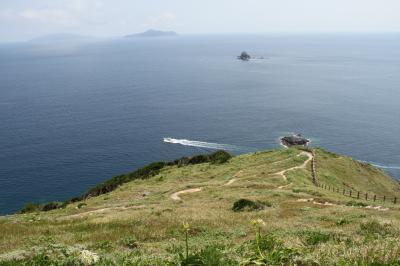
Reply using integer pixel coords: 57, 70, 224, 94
1, 0, 400, 41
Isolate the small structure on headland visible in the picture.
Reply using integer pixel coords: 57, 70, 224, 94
238, 51, 251, 61
281, 134, 310, 147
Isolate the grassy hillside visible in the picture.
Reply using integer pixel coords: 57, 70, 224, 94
1, 147, 400, 265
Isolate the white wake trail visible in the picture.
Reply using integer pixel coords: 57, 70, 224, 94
163, 138, 238, 151
360, 160, 400, 170
371, 163, 400, 170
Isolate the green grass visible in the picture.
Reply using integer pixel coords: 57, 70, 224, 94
1, 147, 400, 265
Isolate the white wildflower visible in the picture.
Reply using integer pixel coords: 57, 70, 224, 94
79, 250, 100, 265
251, 218, 266, 227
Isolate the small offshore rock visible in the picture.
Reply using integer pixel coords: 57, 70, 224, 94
281, 134, 309, 147
238, 51, 251, 61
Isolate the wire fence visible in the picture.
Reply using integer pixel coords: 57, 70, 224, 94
312, 149, 398, 205
317, 182, 398, 204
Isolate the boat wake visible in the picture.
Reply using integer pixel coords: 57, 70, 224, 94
163, 138, 238, 151
370, 163, 400, 170
360, 160, 400, 170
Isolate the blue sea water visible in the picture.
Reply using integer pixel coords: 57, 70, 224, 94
0, 34, 399, 214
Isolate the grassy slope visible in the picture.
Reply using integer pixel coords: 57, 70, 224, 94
1, 147, 400, 264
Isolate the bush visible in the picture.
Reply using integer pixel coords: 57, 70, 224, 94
188, 155, 209, 164
77, 203, 87, 209
41, 202, 63, 212
20, 202, 41, 214
346, 201, 369, 207
232, 199, 265, 212
209, 150, 232, 164
85, 161, 167, 198
20, 201, 64, 214
173, 150, 232, 166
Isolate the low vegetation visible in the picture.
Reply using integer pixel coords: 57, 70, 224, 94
1, 147, 400, 265
19, 150, 233, 213
232, 199, 271, 212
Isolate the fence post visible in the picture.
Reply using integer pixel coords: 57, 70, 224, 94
373, 195, 376, 202
394, 197, 397, 204
365, 193, 368, 201
383, 196, 386, 202
357, 192, 360, 199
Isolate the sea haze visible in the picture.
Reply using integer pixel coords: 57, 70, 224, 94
0, 34, 399, 214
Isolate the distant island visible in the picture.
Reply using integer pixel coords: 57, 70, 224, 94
238, 51, 251, 60
125, 29, 178, 38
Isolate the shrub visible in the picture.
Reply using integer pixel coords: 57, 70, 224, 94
77, 203, 87, 209
20, 202, 41, 214
172, 157, 190, 166
188, 155, 209, 164
346, 201, 369, 207
173, 150, 232, 166
41, 202, 63, 212
232, 199, 265, 212
84, 161, 167, 198
209, 150, 232, 164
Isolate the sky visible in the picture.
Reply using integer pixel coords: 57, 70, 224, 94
0, 0, 400, 42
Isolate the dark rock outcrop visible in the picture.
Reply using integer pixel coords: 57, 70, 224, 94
281, 134, 309, 147
238, 51, 251, 61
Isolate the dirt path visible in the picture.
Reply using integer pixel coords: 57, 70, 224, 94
170, 188, 202, 201
225, 179, 237, 186
170, 151, 313, 201
296, 198, 389, 211
59, 205, 146, 220
271, 151, 313, 182
224, 170, 244, 186
278, 183, 292, 189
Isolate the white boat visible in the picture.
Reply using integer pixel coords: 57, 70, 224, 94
163, 137, 174, 143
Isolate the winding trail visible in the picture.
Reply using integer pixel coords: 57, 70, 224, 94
224, 170, 244, 186
59, 205, 146, 220
296, 198, 389, 211
271, 151, 313, 182
225, 179, 237, 186
170, 151, 314, 201
170, 188, 202, 201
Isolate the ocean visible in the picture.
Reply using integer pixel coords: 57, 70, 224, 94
0, 33, 399, 214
